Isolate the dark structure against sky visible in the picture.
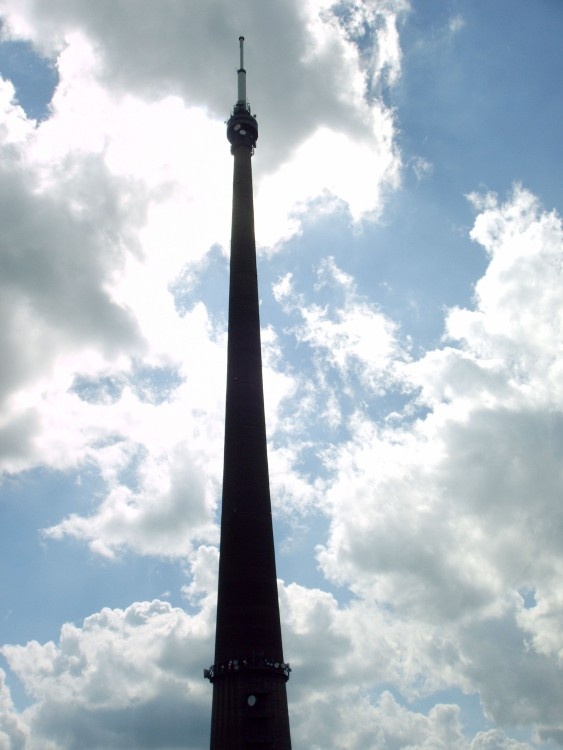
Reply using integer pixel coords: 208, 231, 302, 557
205, 38, 292, 750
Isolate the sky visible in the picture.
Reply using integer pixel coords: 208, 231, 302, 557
0, 0, 562, 748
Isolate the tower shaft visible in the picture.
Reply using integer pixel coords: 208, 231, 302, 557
207, 38, 292, 750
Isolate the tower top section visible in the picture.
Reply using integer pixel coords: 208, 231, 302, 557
227, 36, 258, 153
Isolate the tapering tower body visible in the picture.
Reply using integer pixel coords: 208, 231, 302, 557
205, 38, 292, 750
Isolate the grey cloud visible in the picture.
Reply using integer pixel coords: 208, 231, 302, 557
470, 729, 532, 749
0, 408, 39, 466
460, 613, 563, 728
289, 687, 532, 750
538, 728, 563, 747
440, 407, 563, 562
27, 686, 208, 750
0, 129, 148, 472
0, 152, 144, 397
314, 405, 563, 728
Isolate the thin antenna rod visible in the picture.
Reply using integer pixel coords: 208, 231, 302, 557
237, 36, 246, 105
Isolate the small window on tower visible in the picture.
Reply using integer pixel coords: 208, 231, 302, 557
247, 694, 257, 707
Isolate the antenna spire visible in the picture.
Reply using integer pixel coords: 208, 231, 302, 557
237, 36, 246, 105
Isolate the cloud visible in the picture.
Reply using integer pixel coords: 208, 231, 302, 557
0, 668, 28, 749
0, 1, 561, 747
36, 304, 231, 557
264, 256, 410, 518
1, 0, 404, 227
1, 586, 541, 749
290, 689, 472, 749
448, 15, 466, 36
0, 79, 144, 371
450, 185, 563, 402
0, 28, 236, 552
273, 256, 408, 398
0, 0, 405, 521
43, 441, 217, 558
2, 600, 212, 750
0, 75, 148, 474
315, 187, 563, 734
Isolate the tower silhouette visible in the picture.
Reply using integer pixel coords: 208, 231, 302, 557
205, 38, 292, 750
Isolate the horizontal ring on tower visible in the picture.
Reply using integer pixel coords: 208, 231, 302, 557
204, 655, 291, 683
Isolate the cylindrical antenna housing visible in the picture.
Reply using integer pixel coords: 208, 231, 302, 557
237, 35, 246, 104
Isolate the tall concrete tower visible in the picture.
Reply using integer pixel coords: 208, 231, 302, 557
205, 38, 292, 750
